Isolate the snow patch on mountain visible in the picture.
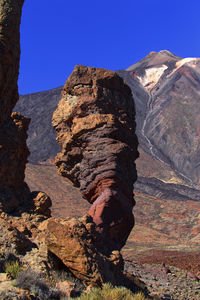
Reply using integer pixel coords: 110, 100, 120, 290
176, 57, 200, 68
137, 65, 168, 91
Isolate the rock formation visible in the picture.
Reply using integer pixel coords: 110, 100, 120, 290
46, 215, 124, 285
0, 0, 25, 125
0, 0, 52, 216
0, 0, 29, 213
0, 112, 30, 213
47, 65, 139, 284
52, 65, 139, 250
0, 0, 52, 276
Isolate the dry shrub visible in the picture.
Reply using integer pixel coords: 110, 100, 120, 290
68, 282, 149, 300
5, 260, 21, 279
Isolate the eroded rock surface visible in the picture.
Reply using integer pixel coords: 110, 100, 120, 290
0, 112, 30, 213
47, 65, 139, 284
0, 0, 24, 125
0, 0, 53, 278
46, 215, 123, 285
52, 65, 138, 250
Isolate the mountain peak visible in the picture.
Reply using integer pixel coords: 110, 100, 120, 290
126, 50, 181, 71
158, 50, 180, 58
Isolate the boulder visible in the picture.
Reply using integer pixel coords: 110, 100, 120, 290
28, 191, 52, 217
46, 215, 124, 285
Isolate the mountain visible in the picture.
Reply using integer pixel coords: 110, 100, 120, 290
118, 50, 200, 189
16, 50, 200, 188
15, 50, 200, 255
15, 86, 62, 162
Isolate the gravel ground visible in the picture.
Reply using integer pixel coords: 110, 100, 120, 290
124, 260, 200, 300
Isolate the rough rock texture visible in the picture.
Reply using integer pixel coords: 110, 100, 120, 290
0, 112, 30, 213
0, 0, 30, 213
46, 215, 124, 285
46, 215, 147, 293
52, 65, 139, 250
29, 191, 51, 217
0, 113, 52, 216
0, 0, 24, 125
0, 0, 53, 280
0, 0, 49, 215
0, 211, 51, 273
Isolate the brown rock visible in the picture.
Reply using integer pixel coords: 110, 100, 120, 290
29, 191, 52, 217
0, 0, 53, 279
46, 215, 124, 285
0, 113, 30, 213
0, 0, 24, 125
52, 65, 139, 250
0, 217, 33, 254
0, 2, 52, 216
0, 1, 32, 214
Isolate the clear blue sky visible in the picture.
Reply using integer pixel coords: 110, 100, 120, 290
18, 0, 200, 95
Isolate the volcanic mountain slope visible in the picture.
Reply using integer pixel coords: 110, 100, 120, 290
15, 86, 62, 162
118, 50, 200, 189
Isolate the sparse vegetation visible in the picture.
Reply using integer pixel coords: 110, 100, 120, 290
15, 269, 62, 299
51, 269, 85, 293
5, 260, 21, 279
0, 290, 27, 300
68, 283, 149, 300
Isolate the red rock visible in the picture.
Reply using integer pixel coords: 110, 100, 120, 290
52, 65, 139, 250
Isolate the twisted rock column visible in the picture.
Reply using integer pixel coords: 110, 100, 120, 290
53, 65, 139, 250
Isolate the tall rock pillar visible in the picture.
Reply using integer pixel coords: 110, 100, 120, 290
0, 0, 50, 214
0, 0, 24, 124
52, 65, 139, 250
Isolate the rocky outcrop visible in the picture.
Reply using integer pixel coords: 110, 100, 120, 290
0, 113, 30, 213
47, 65, 139, 284
52, 65, 138, 250
46, 215, 147, 293
0, 0, 53, 278
46, 215, 123, 285
0, 0, 30, 213
0, 0, 52, 216
0, 0, 24, 125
